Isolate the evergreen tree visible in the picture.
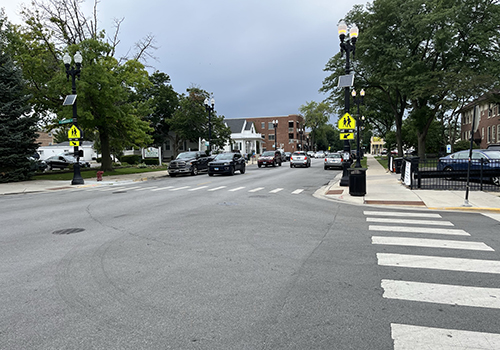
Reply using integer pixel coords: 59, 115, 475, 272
0, 39, 39, 182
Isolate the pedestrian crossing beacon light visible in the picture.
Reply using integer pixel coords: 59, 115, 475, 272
352, 89, 365, 168
204, 97, 215, 154
272, 120, 279, 150
63, 51, 84, 185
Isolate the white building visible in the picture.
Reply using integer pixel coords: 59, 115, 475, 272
223, 119, 263, 155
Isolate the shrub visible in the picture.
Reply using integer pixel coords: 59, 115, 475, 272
120, 155, 141, 164
144, 158, 159, 165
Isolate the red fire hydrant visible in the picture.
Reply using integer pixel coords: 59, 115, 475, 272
96, 171, 104, 181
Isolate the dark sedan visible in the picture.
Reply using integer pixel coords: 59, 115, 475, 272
208, 152, 246, 176
437, 150, 500, 186
44, 155, 90, 170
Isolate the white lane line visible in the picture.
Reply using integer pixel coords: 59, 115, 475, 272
269, 188, 283, 193
369, 225, 470, 236
364, 211, 442, 218
229, 187, 246, 192
377, 253, 500, 274
100, 185, 140, 191
133, 186, 158, 191
208, 186, 227, 192
367, 217, 453, 226
381, 279, 500, 309
292, 189, 304, 194
170, 186, 190, 191
151, 186, 174, 191
188, 186, 208, 191
97, 186, 127, 191
392, 323, 500, 350
249, 187, 264, 193
372, 236, 494, 251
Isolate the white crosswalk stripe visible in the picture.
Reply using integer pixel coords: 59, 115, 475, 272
291, 189, 304, 194
369, 225, 470, 236
364, 211, 442, 218
248, 187, 264, 193
229, 187, 245, 192
151, 186, 174, 191
207, 186, 227, 192
188, 186, 208, 191
133, 186, 158, 191
269, 188, 283, 193
170, 186, 190, 191
391, 323, 500, 350
367, 217, 454, 226
372, 236, 493, 251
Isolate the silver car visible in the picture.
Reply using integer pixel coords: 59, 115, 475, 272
290, 151, 311, 168
324, 152, 343, 170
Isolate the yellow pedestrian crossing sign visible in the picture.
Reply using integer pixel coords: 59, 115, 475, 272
338, 113, 356, 130
68, 125, 82, 139
69, 140, 80, 146
340, 132, 354, 140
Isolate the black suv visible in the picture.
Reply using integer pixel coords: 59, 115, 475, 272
168, 151, 210, 177
208, 152, 246, 176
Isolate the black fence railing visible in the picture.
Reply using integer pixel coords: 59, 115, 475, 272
390, 156, 500, 191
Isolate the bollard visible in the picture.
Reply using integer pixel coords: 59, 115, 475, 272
96, 171, 104, 181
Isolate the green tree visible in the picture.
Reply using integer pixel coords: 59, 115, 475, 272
0, 19, 39, 182
299, 101, 332, 151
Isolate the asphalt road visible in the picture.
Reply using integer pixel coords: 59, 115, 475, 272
1, 159, 500, 349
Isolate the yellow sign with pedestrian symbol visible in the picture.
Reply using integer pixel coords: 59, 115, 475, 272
338, 113, 356, 130
340, 132, 354, 140
68, 125, 81, 139
69, 140, 80, 146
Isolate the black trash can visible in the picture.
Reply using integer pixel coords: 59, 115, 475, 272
394, 157, 403, 174
348, 168, 367, 196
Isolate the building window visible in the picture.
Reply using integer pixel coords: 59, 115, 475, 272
268, 134, 275, 141
492, 125, 496, 143
497, 124, 500, 143
487, 126, 491, 143
268, 122, 273, 130
165, 140, 170, 151
261, 122, 265, 130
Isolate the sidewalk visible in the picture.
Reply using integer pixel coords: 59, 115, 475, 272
320, 154, 500, 213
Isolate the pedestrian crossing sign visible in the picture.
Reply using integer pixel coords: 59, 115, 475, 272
68, 125, 82, 140
338, 113, 356, 130
340, 132, 354, 140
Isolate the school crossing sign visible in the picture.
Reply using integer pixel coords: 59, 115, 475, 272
338, 113, 356, 130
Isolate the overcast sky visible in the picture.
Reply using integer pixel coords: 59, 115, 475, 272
2, 0, 367, 120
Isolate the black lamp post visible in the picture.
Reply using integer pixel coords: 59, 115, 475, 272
352, 89, 365, 168
204, 97, 215, 154
298, 125, 304, 150
338, 20, 358, 186
272, 119, 279, 150
63, 51, 84, 185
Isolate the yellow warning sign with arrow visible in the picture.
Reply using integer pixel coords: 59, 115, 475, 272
338, 113, 356, 130
340, 132, 354, 140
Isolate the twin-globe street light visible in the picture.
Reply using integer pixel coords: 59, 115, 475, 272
272, 120, 279, 150
62, 51, 84, 185
204, 97, 215, 155
352, 89, 365, 168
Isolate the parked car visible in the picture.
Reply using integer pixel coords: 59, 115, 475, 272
306, 151, 315, 158
44, 155, 90, 170
279, 150, 287, 162
437, 149, 500, 186
258, 150, 282, 167
28, 157, 47, 172
290, 151, 311, 168
208, 152, 246, 176
487, 144, 500, 151
314, 150, 326, 158
324, 152, 343, 170
284, 152, 292, 161
168, 151, 211, 177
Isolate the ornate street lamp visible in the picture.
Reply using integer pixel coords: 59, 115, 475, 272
204, 97, 215, 154
63, 51, 84, 185
298, 125, 304, 150
272, 120, 279, 150
352, 89, 365, 168
338, 20, 359, 186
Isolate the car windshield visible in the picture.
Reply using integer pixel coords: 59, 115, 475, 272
261, 151, 275, 156
214, 153, 234, 160
176, 152, 198, 159
484, 151, 500, 159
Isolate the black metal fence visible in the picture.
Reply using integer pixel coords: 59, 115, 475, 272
390, 156, 500, 191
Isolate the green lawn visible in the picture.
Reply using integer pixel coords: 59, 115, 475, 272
32, 165, 169, 181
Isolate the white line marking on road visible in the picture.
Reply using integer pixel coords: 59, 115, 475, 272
170, 186, 190, 191
377, 253, 500, 274
292, 189, 304, 194
367, 217, 453, 226
188, 186, 208, 191
372, 236, 494, 251
269, 188, 283, 193
133, 186, 158, 191
369, 225, 470, 236
151, 186, 174, 191
249, 187, 264, 193
381, 279, 500, 309
97, 186, 127, 191
391, 323, 500, 350
364, 211, 442, 218
229, 187, 246, 192
208, 186, 227, 192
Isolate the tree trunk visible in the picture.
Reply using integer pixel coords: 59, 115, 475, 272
99, 127, 113, 171
417, 133, 426, 159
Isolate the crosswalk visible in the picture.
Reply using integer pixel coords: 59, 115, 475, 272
366, 210, 500, 349
71, 184, 307, 195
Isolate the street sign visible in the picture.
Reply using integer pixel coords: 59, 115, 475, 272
338, 113, 356, 130
58, 118, 73, 125
340, 132, 354, 140
68, 125, 82, 139
69, 140, 80, 146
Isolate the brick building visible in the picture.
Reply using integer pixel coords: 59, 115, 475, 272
461, 91, 500, 148
245, 114, 307, 153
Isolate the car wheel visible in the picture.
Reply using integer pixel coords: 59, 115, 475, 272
208, 172, 214, 176
240, 165, 245, 174
278, 161, 282, 167
443, 166, 453, 180
290, 163, 293, 168
191, 166, 198, 176
273, 161, 276, 167
258, 164, 261, 168
324, 166, 328, 170
492, 176, 500, 186
230, 165, 235, 175
170, 173, 176, 177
